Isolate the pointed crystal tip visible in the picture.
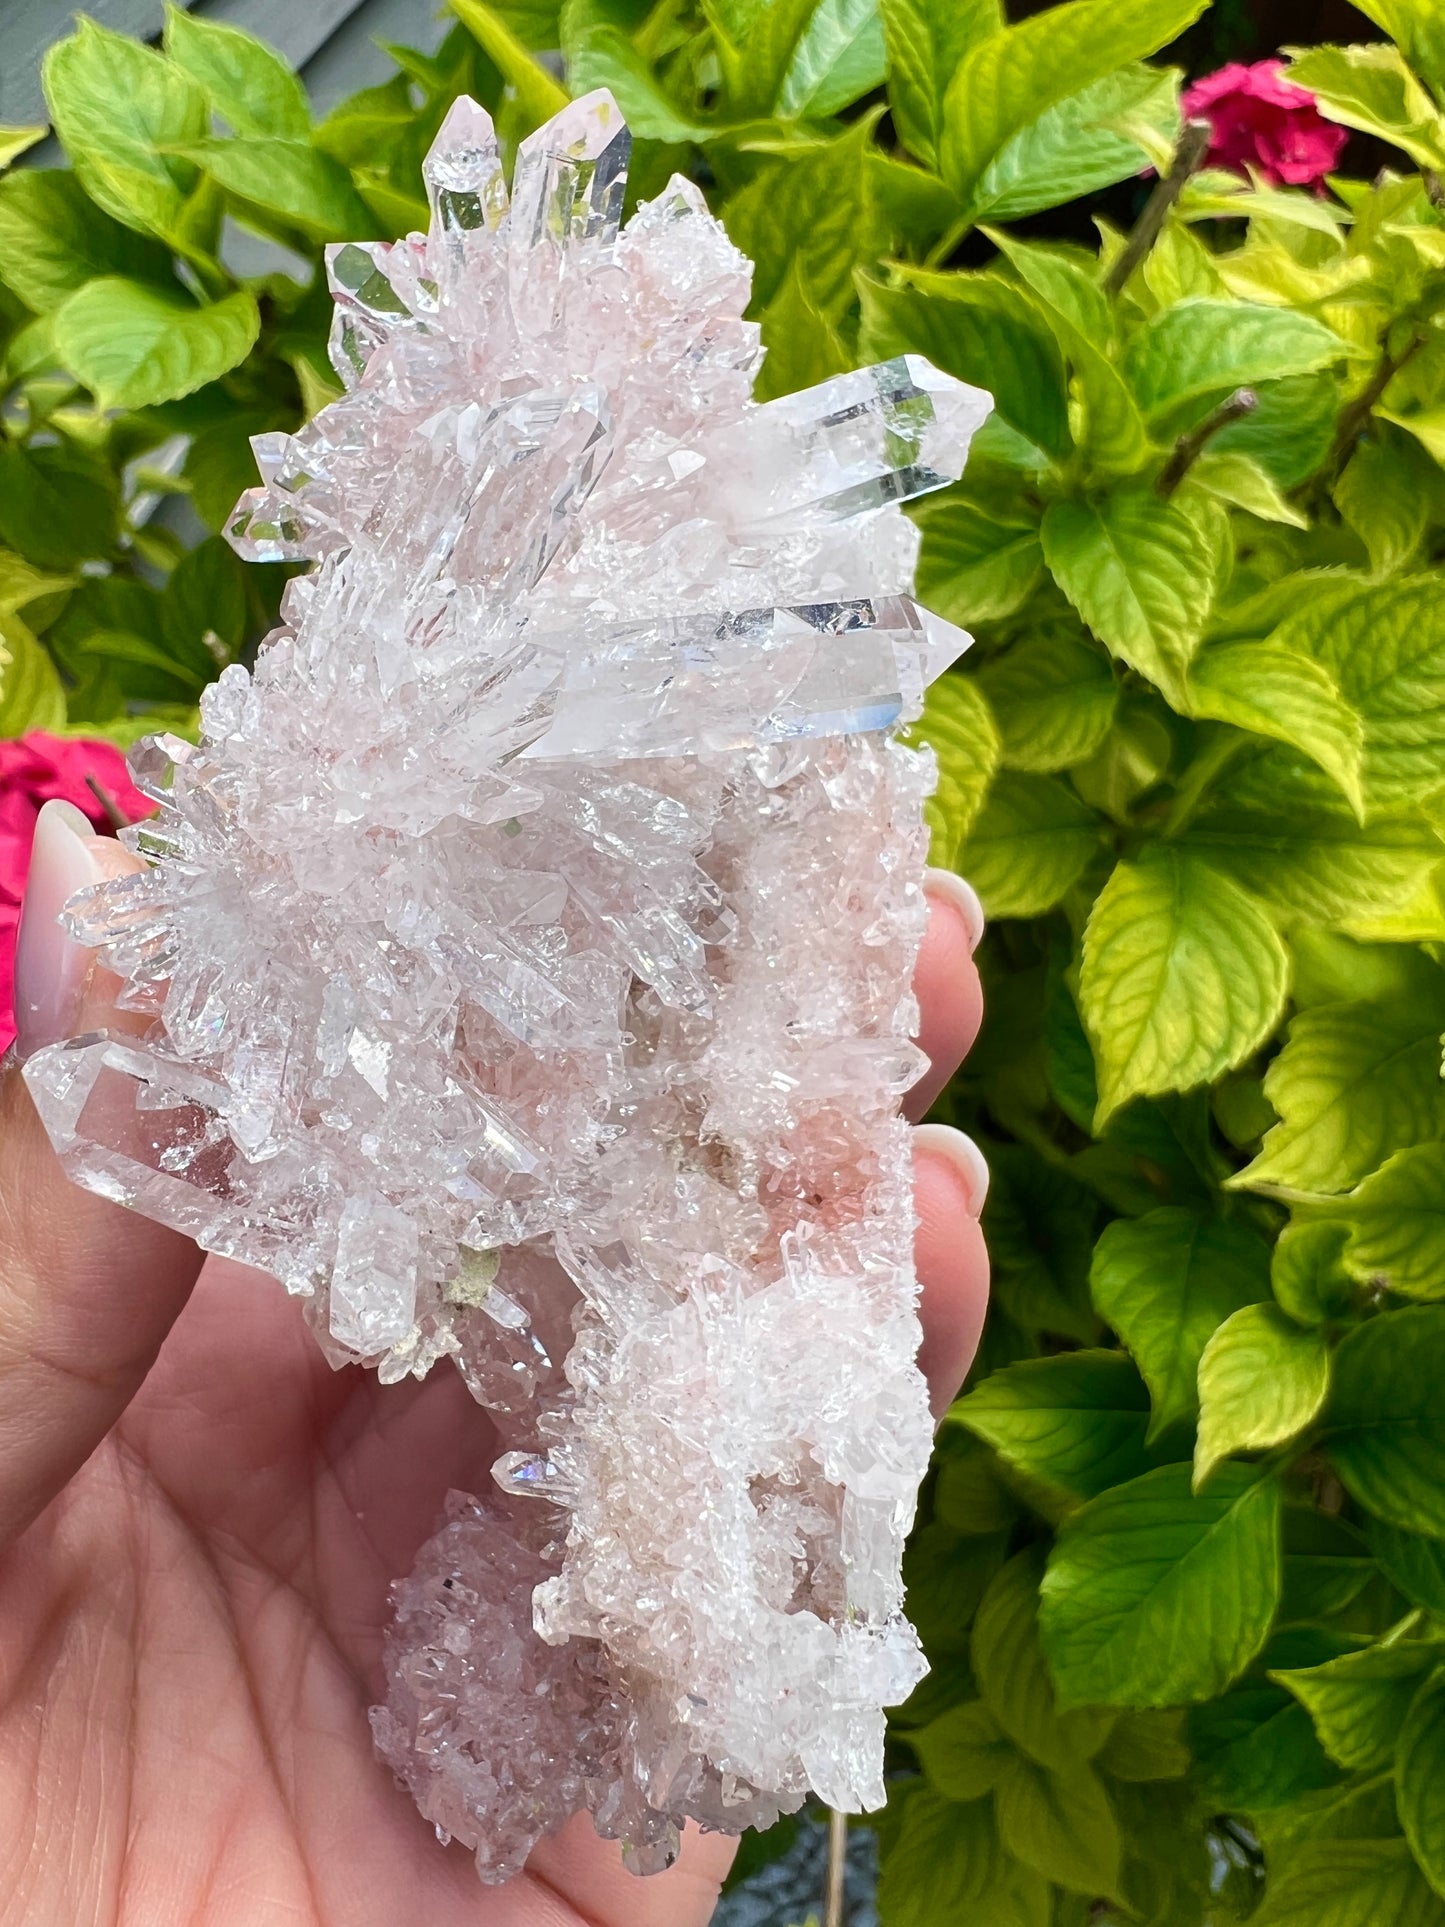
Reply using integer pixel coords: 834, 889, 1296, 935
517, 88, 629, 166
424, 94, 508, 236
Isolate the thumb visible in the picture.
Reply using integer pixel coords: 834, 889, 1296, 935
0, 800, 203, 1551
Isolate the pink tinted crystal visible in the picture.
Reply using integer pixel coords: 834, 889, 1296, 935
23, 90, 993, 1880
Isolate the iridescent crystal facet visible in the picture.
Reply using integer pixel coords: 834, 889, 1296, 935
24, 91, 992, 1882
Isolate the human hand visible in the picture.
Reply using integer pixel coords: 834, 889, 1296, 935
0, 801, 988, 1927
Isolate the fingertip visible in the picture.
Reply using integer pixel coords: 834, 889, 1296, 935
913, 1127, 991, 1418
908, 881, 984, 1123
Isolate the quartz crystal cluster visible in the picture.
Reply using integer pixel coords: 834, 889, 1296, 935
23, 91, 992, 1880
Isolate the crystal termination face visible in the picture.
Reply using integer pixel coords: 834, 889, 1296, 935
24, 91, 992, 1882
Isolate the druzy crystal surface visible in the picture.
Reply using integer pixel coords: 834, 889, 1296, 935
24, 91, 992, 1880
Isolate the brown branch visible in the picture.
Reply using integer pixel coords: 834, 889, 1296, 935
1104, 117, 1213, 297
1326, 329, 1427, 479
85, 775, 127, 832
1156, 388, 1259, 495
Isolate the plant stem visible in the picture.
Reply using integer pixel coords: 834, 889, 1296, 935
85, 776, 127, 832
1156, 388, 1258, 495
1161, 727, 1251, 838
1325, 328, 1426, 479
824, 1808, 848, 1927
1103, 118, 1213, 297
923, 215, 972, 270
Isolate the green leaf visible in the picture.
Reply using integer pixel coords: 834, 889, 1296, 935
1270, 1223, 1352, 1328
989, 233, 1151, 475
1079, 846, 1291, 1129
938, 0, 1207, 217
175, 137, 373, 243
710, 0, 814, 114
1041, 487, 1224, 696
859, 267, 1068, 458
1334, 426, 1435, 574
0, 615, 66, 736
1273, 577, 1445, 817
0, 126, 46, 170
907, 671, 1000, 868
1326, 1307, 1445, 1537
1282, 1505, 1376, 1619
1399, 1668, 1445, 1905
1288, 43, 1445, 172
162, 535, 248, 674
777, 0, 886, 118
452, 0, 570, 128
1090, 1207, 1271, 1440
1095, 1707, 1191, 1781
910, 1699, 1013, 1800
973, 1549, 1115, 1769
0, 551, 71, 619
0, 171, 173, 315
1182, 780, 1445, 930
1039, 1463, 1282, 1709
1125, 299, 1354, 425
880, 0, 1001, 168
951, 1350, 1155, 1501
561, 0, 714, 141
1195, 1304, 1332, 1488
0, 443, 117, 572
53, 280, 259, 410
1214, 371, 1341, 490
42, 19, 207, 245
1184, 641, 1364, 816
1276, 1642, 1443, 1774
1235, 985, 1445, 1199
727, 116, 879, 324
1190, 1680, 1342, 1813
1251, 1840, 1445, 1927
957, 771, 1102, 919
974, 628, 1117, 772
1338, 1145, 1445, 1301
1192, 448, 1310, 529
983, 1144, 1099, 1344
162, 3, 310, 139
914, 496, 1044, 626
752, 258, 850, 402
1346, 0, 1445, 98
183, 411, 275, 533
995, 1750, 1123, 1899
971, 61, 1181, 225
876, 1789, 1050, 1927
1370, 1518, 1445, 1615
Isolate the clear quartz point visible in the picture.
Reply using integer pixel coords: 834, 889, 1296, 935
25, 87, 994, 1886
507, 89, 631, 338
424, 94, 508, 247
713, 354, 993, 526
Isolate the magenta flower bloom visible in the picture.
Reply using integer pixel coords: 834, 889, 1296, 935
0, 732, 148, 1052
1183, 59, 1348, 189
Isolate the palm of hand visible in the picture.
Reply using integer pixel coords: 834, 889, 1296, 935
0, 1256, 732, 1927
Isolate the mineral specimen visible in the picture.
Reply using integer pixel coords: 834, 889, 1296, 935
22, 91, 992, 1880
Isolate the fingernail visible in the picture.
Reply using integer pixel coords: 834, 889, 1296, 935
913, 1122, 990, 1216
13, 800, 109, 1058
924, 868, 985, 953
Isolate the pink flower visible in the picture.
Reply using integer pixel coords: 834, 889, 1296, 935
1183, 59, 1348, 189
0, 733, 149, 1053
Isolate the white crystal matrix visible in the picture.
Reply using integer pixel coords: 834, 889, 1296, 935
24, 92, 991, 1880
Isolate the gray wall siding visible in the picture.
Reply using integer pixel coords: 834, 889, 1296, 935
2, 0, 450, 127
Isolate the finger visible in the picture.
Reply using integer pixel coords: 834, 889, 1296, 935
906, 868, 984, 1123
913, 1123, 990, 1418
0, 801, 204, 1552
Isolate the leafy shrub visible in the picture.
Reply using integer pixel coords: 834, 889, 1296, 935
8, 1, 1445, 1922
